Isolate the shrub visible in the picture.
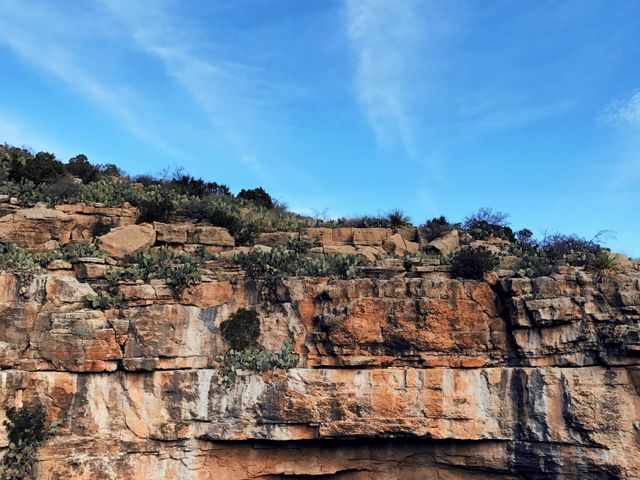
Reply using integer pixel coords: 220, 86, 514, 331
386, 209, 411, 228
220, 308, 261, 351
59, 242, 109, 261
540, 233, 605, 267
66, 154, 100, 183
235, 245, 366, 300
91, 217, 113, 237
0, 243, 44, 272
216, 341, 298, 389
181, 196, 243, 231
86, 290, 125, 310
420, 216, 455, 242
1, 403, 61, 480
237, 187, 274, 209
588, 249, 618, 281
169, 173, 230, 197
463, 208, 514, 241
74, 178, 142, 207
0, 179, 50, 207
8, 151, 66, 184
114, 247, 204, 296
449, 246, 499, 280
136, 185, 180, 223
41, 176, 81, 204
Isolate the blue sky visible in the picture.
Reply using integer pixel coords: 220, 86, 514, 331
0, 0, 639, 256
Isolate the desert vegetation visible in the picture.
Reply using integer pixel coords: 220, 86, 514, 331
0, 144, 624, 283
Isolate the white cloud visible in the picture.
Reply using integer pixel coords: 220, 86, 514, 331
102, 0, 286, 177
345, 0, 423, 156
603, 90, 640, 125
0, 0, 180, 157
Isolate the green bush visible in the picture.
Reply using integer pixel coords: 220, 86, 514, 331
169, 173, 230, 197
449, 246, 499, 280
216, 341, 298, 389
136, 185, 181, 223
181, 196, 244, 231
220, 308, 261, 351
420, 216, 455, 242
0, 244, 44, 272
1, 403, 61, 480
324, 212, 411, 229
66, 154, 101, 183
7, 151, 66, 184
540, 233, 605, 267
110, 247, 205, 296
237, 187, 274, 209
86, 290, 125, 310
235, 244, 366, 299
0, 179, 50, 207
73, 178, 143, 207
385, 209, 412, 228
91, 217, 113, 237
463, 208, 514, 241
588, 249, 618, 281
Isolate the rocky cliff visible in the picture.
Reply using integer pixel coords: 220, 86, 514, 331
0, 202, 638, 479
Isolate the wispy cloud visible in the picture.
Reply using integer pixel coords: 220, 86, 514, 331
345, 0, 423, 157
102, 0, 287, 177
0, 0, 179, 157
602, 90, 640, 125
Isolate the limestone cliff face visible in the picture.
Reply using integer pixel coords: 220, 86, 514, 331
0, 204, 639, 479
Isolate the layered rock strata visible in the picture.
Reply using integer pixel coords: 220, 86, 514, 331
0, 204, 638, 479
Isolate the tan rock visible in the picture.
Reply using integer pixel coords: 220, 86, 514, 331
323, 245, 358, 256
117, 284, 156, 302
254, 231, 299, 247
301, 227, 353, 246
97, 223, 156, 259
352, 228, 392, 246
355, 246, 386, 263
154, 222, 190, 244
0, 206, 73, 250
427, 229, 459, 255
45, 275, 95, 304
181, 281, 233, 308
383, 233, 420, 256
187, 226, 235, 246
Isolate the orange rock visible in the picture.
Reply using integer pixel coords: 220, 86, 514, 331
98, 223, 156, 259
181, 281, 233, 308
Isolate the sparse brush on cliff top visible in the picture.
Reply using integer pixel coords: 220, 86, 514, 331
463, 208, 515, 242
234, 238, 366, 300
106, 247, 215, 296
449, 246, 499, 280
0, 242, 107, 273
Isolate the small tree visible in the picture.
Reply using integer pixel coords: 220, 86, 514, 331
449, 246, 499, 280
237, 187, 274, 209
1, 403, 61, 480
220, 309, 261, 351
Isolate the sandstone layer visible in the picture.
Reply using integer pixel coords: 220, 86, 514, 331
0, 204, 638, 479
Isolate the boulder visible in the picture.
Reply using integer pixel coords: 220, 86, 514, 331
427, 230, 459, 255
353, 228, 393, 246
45, 275, 95, 304
187, 226, 235, 247
301, 227, 353, 246
255, 232, 299, 247
154, 222, 190, 244
0, 206, 73, 250
383, 233, 420, 256
97, 224, 156, 259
